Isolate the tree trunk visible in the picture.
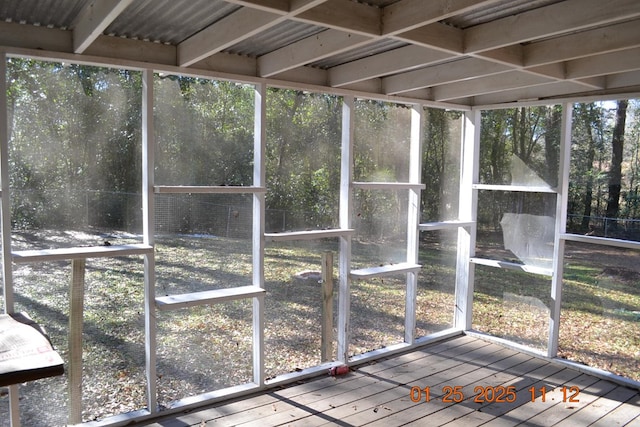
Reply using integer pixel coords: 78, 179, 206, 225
581, 104, 597, 230
605, 100, 628, 224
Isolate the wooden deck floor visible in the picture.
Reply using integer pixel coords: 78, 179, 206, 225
142, 335, 640, 426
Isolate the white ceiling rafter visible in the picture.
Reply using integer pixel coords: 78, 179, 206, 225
72, 0, 136, 53
178, 0, 329, 67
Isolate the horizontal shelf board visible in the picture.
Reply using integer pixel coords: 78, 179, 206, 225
469, 257, 553, 276
419, 220, 475, 231
350, 262, 421, 279
12, 244, 153, 263
265, 229, 354, 241
154, 185, 266, 194
560, 233, 640, 250
352, 182, 426, 190
156, 286, 266, 311
472, 184, 557, 193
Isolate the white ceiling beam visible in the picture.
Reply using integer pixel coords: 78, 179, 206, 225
472, 81, 594, 105
258, 30, 372, 77
0, 21, 72, 52
72, 0, 135, 53
329, 45, 453, 87
394, 23, 464, 54
179, 0, 328, 67
432, 71, 554, 101
222, 0, 289, 13
178, 8, 282, 67
382, 0, 502, 35
464, 0, 640, 54
383, 57, 511, 95
524, 20, 640, 67
606, 70, 640, 90
575, 76, 607, 90
475, 45, 523, 67
294, 0, 381, 36
566, 47, 640, 80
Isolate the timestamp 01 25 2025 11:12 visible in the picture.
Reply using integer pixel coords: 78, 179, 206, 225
409, 385, 581, 404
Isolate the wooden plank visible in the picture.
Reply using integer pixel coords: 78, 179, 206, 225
419, 220, 474, 231
68, 259, 85, 425
482, 373, 601, 427
472, 183, 556, 193
469, 257, 553, 276
336, 348, 527, 426
230, 338, 506, 426
154, 185, 266, 194
264, 228, 354, 241
143, 336, 640, 427
590, 392, 640, 427
320, 252, 333, 362
350, 262, 421, 279
352, 181, 426, 191
12, 243, 153, 263
155, 286, 266, 310
555, 384, 640, 427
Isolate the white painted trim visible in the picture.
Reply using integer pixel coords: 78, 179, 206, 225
454, 110, 480, 330
141, 69, 158, 413
472, 183, 556, 193
405, 105, 423, 344
419, 220, 474, 231
352, 181, 426, 190
154, 185, 266, 194
469, 257, 553, 277
0, 50, 20, 427
548, 103, 572, 357
155, 286, 266, 310
350, 263, 422, 279
264, 228, 354, 241
253, 82, 267, 386
338, 95, 354, 363
560, 233, 640, 250
11, 244, 154, 263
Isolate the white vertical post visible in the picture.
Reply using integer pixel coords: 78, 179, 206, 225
0, 51, 20, 427
337, 95, 354, 363
549, 103, 572, 357
405, 105, 423, 344
141, 69, 157, 413
68, 259, 86, 425
454, 109, 480, 330
252, 83, 266, 385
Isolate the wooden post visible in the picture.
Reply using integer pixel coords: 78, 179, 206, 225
321, 251, 334, 363
69, 259, 86, 424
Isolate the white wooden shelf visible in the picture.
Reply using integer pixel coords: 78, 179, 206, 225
352, 182, 425, 191
12, 244, 154, 263
154, 185, 266, 194
265, 229, 354, 242
419, 220, 475, 231
350, 262, 421, 279
472, 184, 556, 193
469, 257, 553, 276
156, 286, 266, 311
560, 233, 640, 250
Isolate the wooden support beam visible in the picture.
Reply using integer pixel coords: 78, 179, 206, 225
73, 0, 135, 53
321, 252, 334, 362
68, 259, 86, 425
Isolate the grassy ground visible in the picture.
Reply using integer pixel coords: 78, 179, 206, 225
0, 230, 638, 425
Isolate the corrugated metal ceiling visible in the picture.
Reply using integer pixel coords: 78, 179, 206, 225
106, 0, 239, 44
0, 0, 86, 29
